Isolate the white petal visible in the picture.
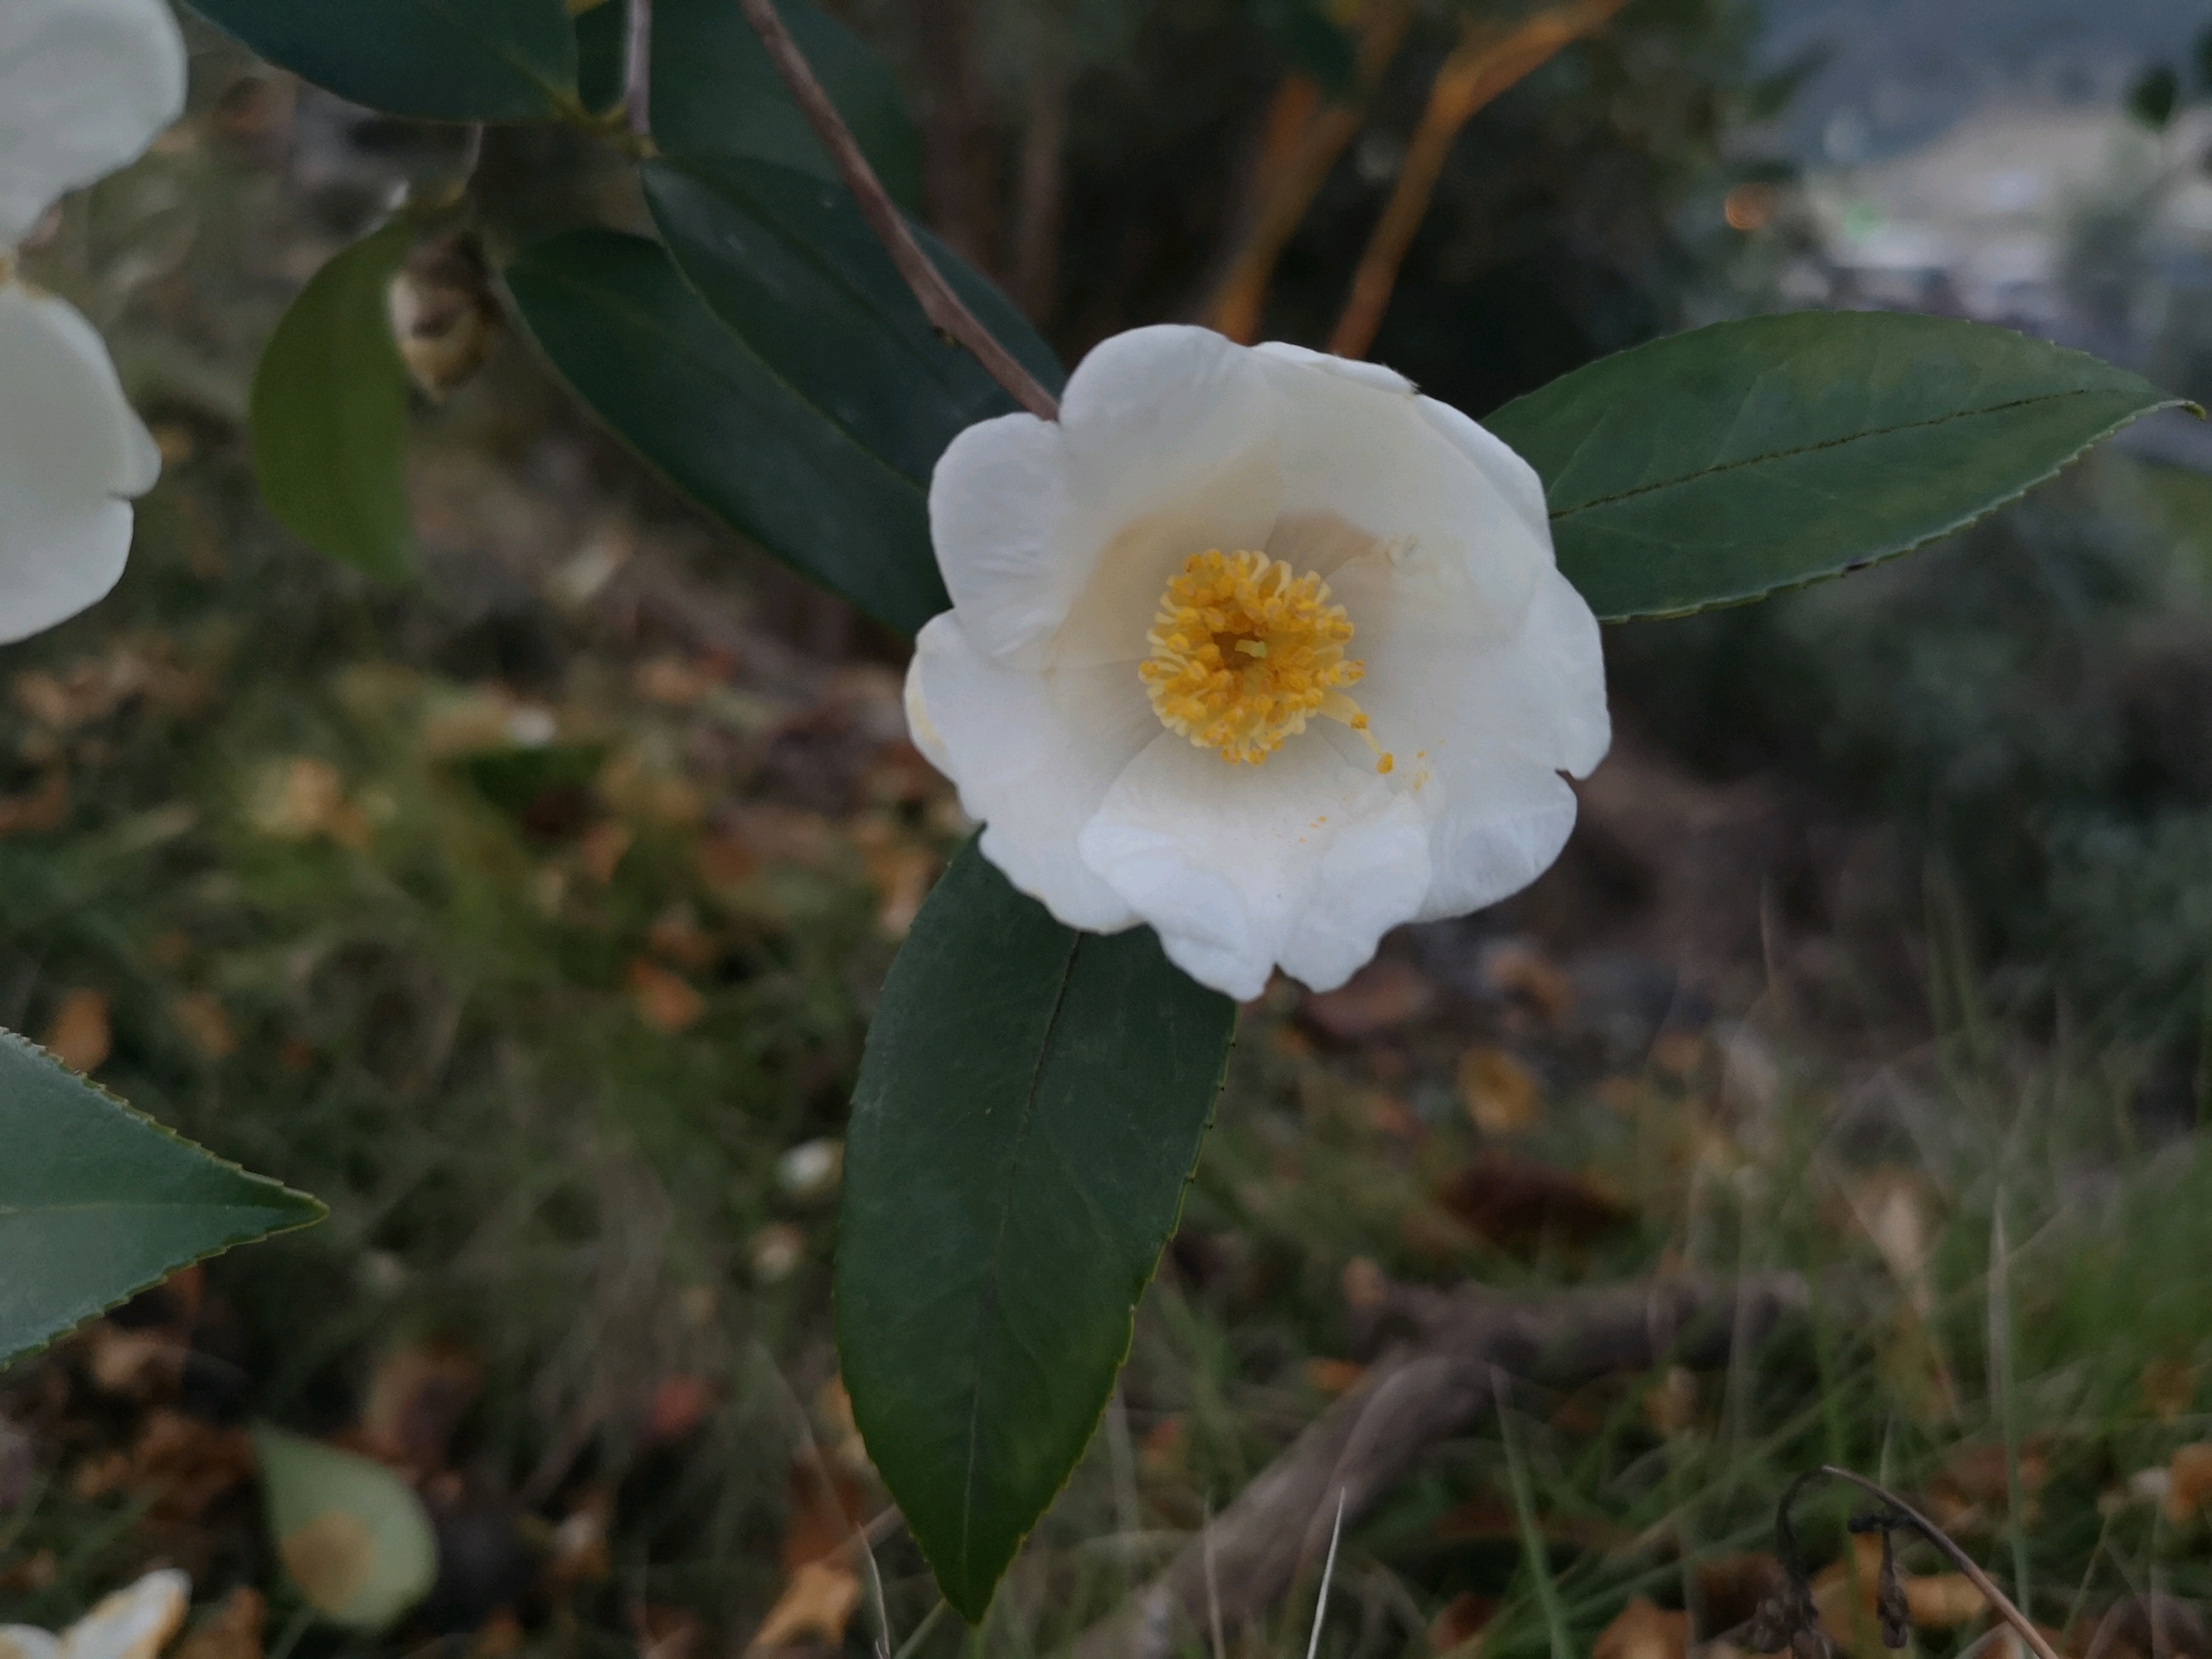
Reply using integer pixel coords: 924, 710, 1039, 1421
1, 1631, 63, 1659
0, 283, 153, 642
928, 324, 1283, 669
1416, 394, 1554, 557
1407, 751, 1580, 924
59, 1570, 189, 1659
0, 0, 186, 247
1077, 733, 1430, 1001
906, 613, 1147, 933
1253, 341, 1414, 396
1253, 355, 1547, 626
1338, 557, 1610, 778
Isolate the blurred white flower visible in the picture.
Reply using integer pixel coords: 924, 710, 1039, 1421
0, 1568, 192, 1659
906, 325, 1609, 1001
0, 0, 186, 644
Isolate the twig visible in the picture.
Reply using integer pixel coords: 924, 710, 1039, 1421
625, 0, 653, 136
1769, 1467, 2065, 1659
736, 0, 1060, 420
1326, 0, 1628, 360
1068, 1270, 1806, 1659
1204, 0, 1413, 344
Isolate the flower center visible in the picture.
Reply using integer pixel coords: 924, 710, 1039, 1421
1138, 549, 1393, 773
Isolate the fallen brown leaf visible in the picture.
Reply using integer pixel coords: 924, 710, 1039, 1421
1478, 939, 1575, 1022
44, 988, 111, 1074
748, 1559, 860, 1653
1305, 1358, 1366, 1397
1593, 1596, 1687, 1659
1435, 1151, 1632, 1253
169, 992, 236, 1062
0, 771, 69, 835
1457, 1046, 1540, 1135
359, 1339, 484, 1472
628, 959, 705, 1034
1905, 1573, 1986, 1628
2142, 1358, 2195, 1422
130, 1408, 255, 1523
2168, 1443, 2212, 1524
577, 820, 632, 883
1298, 957, 1437, 1041
1695, 1554, 1787, 1634
1428, 1592, 1498, 1656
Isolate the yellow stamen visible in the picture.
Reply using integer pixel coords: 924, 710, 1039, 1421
1138, 549, 1394, 772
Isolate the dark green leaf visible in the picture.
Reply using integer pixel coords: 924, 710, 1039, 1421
187, 0, 576, 122
0, 1032, 323, 1369
1258, 0, 1356, 95
251, 223, 417, 582
1487, 311, 2188, 622
255, 1426, 438, 1627
651, 0, 921, 209
504, 229, 947, 634
574, 0, 630, 116
2132, 64, 2183, 130
838, 842, 1236, 1620
643, 158, 1063, 486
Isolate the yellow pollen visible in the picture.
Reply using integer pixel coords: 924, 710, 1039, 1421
1138, 549, 1394, 772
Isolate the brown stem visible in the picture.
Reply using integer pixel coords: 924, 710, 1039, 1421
625, 0, 653, 137
1203, 0, 1413, 344
736, 0, 1061, 421
1789, 1466, 2065, 1659
1326, 0, 1627, 361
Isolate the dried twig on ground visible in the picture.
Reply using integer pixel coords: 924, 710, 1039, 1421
1069, 1270, 1807, 1659
1326, 0, 1628, 360
736, 0, 1060, 420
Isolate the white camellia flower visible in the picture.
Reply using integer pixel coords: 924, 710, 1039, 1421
905, 325, 1610, 1001
0, 0, 187, 644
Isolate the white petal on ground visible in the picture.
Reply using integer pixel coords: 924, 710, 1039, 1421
0, 0, 187, 248
1077, 734, 1430, 1001
928, 324, 1284, 670
0, 283, 157, 642
906, 613, 1152, 933
58, 1569, 190, 1659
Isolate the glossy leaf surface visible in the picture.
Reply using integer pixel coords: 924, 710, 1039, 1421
504, 229, 945, 634
1486, 311, 2187, 621
187, 0, 576, 122
250, 223, 417, 582
643, 157, 1064, 485
650, 0, 920, 206
837, 842, 1236, 1620
0, 1032, 322, 1368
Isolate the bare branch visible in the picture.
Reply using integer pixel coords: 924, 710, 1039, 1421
625, 0, 653, 137
736, 0, 1061, 422
1326, 0, 1628, 361
1068, 1270, 1807, 1659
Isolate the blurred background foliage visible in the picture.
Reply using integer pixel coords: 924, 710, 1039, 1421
13, 1, 2212, 1657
